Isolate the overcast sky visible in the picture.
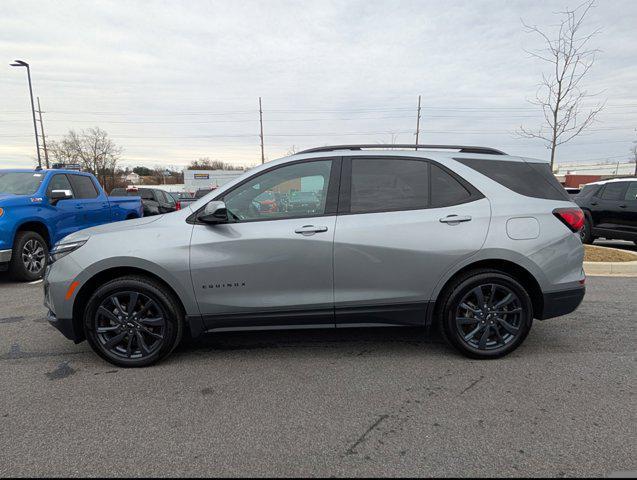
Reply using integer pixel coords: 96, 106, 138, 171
1, 0, 636, 170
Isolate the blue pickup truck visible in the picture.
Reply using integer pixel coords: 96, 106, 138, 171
0, 169, 143, 281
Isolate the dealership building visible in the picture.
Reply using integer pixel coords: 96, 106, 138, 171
183, 169, 244, 193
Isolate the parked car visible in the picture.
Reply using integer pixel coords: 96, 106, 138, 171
111, 187, 178, 216
44, 144, 585, 367
287, 190, 320, 213
565, 187, 581, 196
194, 188, 215, 199
168, 191, 195, 210
0, 168, 142, 281
573, 178, 637, 244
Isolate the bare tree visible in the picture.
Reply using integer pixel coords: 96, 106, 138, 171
285, 145, 299, 156
49, 127, 122, 189
187, 157, 243, 171
517, 0, 605, 170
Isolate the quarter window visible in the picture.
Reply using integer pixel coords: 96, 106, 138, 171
224, 160, 332, 221
350, 158, 429, 213
68, 175, 99, 199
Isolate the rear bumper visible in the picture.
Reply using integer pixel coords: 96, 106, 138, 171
539, 286, 586, 320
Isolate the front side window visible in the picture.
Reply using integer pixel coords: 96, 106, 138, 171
600, 182, 627, 201
47, 174, 74, 197
68, 175, 99, 199
350, 158, 429, 214
224, 160, 332, 221
624, 182, 637, 202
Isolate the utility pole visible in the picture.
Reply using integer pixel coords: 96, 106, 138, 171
10, 60, 41, 168
415, 95, 421, 150
36, 97, 50, 168
259, 97, 265, 164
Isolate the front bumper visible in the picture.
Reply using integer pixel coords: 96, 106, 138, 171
47, 309, 83, 343
539, 285, 586, 320
0, 248, 12, 263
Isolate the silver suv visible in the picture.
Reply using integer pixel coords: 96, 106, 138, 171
44, 145, 586, 367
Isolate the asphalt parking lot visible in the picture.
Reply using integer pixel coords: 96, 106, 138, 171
0, 275, 635, 477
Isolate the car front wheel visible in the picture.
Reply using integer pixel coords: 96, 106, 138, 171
84, 276, 183, 367
10, 231, 48, 281
439, 270, 533, 359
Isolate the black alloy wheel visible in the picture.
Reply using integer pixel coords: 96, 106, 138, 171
439, 270, 533, 359
84, 276, 183, 367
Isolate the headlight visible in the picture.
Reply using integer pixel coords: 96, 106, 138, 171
50, 240, 87, 263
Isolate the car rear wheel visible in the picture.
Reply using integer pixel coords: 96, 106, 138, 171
580, 216, 595, 244
9, 231, 48, 282
84, 276, 183, 367
439, 270, 533, 359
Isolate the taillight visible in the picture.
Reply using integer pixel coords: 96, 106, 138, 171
553, 207, 584, 232
175, 201, 181, 211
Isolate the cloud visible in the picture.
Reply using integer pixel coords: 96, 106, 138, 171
1, 0, 636, 169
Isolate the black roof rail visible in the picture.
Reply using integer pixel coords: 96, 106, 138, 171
297, 144, 507, 155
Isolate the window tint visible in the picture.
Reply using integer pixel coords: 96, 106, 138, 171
430, 164, 472, 207
600, 182, 627, 201
456, 158, 569, 201
138, 189, 155, 200
68, 175, 99, 199
47, 174, 74, 197
350, 158, 429, 213
224, 160, 332, 221
624, 182, 637, 202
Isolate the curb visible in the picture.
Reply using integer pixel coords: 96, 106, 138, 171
584, 244, 637, 277
584, 260, 637, 276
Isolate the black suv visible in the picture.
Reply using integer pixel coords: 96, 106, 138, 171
574, 178, 637, 244
111, 187, 178, 216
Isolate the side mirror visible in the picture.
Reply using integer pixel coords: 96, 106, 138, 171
198, 201, 228, 224
50, 189, 73, 205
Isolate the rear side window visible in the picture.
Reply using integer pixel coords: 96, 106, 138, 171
600, 182, 628, 201
350, 158, 429, 213
430, 164, 472, 207
456, 158, 569, 201
68, 175, 99, 199
574, 184, 600, 199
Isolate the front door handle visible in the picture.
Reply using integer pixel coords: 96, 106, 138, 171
619, 204, 627, 208
439, 215, 472, 224
295, 225, 328, 236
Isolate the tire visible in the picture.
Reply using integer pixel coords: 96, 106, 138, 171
9, 231, 49, 282
438, 269, 533, 359
83, 276, 183, 367
580, 216, 595, 244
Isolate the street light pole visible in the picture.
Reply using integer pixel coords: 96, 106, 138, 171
10, 60, 41, 168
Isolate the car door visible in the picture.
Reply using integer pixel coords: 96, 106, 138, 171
333, 156, 490, 325
619, 181, 637, 238
592, 181, 629, 234
45, 173, 82, 244
190, 158, 340, 330
67, 174, 111, 228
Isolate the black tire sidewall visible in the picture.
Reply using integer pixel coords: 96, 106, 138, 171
441, 271, 533, 359
581, 216, 594, 244
84, 277, 182, 367
10, 231, 49, 282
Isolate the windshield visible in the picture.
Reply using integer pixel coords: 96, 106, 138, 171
0, 172, 45, 195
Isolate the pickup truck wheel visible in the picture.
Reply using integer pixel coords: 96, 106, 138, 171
10, 231, 49, 281
84, 276, 183, 367
438, 270, 533, 359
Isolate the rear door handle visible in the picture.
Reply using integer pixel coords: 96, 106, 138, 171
439, 215, 472, 224
590, 202, 598, 206
75, 205, 84, 210
619, 204, 627, 208
295, 225, 328, 236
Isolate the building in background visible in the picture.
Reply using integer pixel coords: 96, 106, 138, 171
554, 161, 635, 187
183, 169, 244, 194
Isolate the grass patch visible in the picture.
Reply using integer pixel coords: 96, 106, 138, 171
584, 245, 637, 263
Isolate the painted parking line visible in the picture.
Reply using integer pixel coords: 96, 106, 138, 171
28, 279, 43, 285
